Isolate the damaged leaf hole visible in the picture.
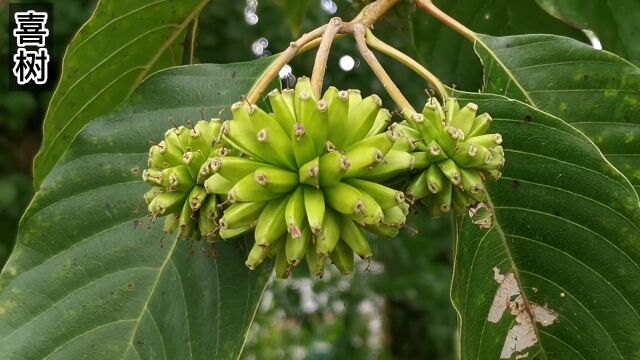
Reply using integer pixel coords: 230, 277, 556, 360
489, 267, 559, 359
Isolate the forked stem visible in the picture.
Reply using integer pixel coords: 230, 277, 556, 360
245, 0, 401, 104
415, 0, 477, 42
364, 29, 448, 100
311, 17, 342, 98
246, 25, 327, 104
353, 25, 415, 113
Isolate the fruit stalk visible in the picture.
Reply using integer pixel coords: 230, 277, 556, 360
311, 17, 342, 98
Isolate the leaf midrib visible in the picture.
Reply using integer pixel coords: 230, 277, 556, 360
483, 194, 549, 359
121, 234, 184, 360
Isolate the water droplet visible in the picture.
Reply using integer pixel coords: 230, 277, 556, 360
251, 41, 264, 56
484, 13, 491, 20
339, 55, 355, 71
279, 64, 292, 79
260, 50, 272, 58
320, 0, 337, 14
328, 2, 338, 14
258, 37, 269, 48
246, 0, 258, 7
245, 11, 259, 25
244, 6, 256, 16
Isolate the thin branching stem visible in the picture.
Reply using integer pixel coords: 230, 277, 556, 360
246, 25, 327, 104
364, 29, 448, 100
311, 17, 342, 98
415, 0, 477, 43
245, 0, 402, 104
353, 24, 415, 113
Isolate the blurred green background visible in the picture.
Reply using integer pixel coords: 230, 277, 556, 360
4, 0, 587, 358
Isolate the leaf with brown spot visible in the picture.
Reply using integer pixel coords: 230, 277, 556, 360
452, 91, 640, 359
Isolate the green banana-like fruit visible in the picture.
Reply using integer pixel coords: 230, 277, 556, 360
306, 240, 327, 278
358, 150, 415, 182
285, 186, 306, 239
346, 130, 397, 155
254, 167, 299, 194
343, 94, 382, 146
210, 156, 267, 183
220, 224, 255, 240
304, 187, 325, 235
204, 173, 234, 195
254, 195, 289, 247
246, 242, 270, 270
248, 104, 298, 170
268, 89, 296, 136
351, 190, 384, 226
178, 201, 196, 239
323, 86, 349, 148
318, 150, 350, 187
285, 226, 311, 266
345, 178, 405, 210
274, 240, 291, 279
330, 241, 355, 275
220, 201, 266, 230
148, 190, 187, 216
210, 81, 412, 278
316, 209, 341, 256
228, 172, 284, 203
183, 150, 206, 180
340, 216, 373, 259
367, 108, 392, 137
299, 157, 320, 188
401, 98, 504, 220
163, 214, 180, 235
142, 120, 227, 240
343, 146, 385, 178
324, 182, 365, 216
188, 185, 207, 213
381, 206, 406, 228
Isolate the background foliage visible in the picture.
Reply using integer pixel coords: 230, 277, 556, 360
1, 0, 638, 359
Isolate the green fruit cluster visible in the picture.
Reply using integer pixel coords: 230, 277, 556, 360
142, 120, 229, 241
217, 77, 411, 278
141, 78, 506, 278
397, 97, 504, 216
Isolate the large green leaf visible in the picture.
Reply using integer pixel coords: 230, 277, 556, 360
535, 0, 640, 66
0, 60, 274, 359
410, 0, 584, 90
475, 34, 640, 193
452, 92, 640, 358
33, 0, 210, 189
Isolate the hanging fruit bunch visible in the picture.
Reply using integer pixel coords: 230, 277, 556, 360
142, 120, 229, 242
215, 77, 411, 278
140, 13, 505, 279
395, 97, 504, 217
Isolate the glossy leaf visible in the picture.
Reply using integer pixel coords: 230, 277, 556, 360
33, 0, 210, 189
0, 60, 275, 360
410, 0, 584, 90
452, 91, 640, 359
475, 33, 640, 192
535, 0, 640, 66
